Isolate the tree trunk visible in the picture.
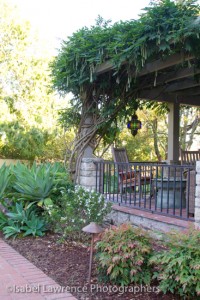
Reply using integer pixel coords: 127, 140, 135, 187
152, 118, 162, 162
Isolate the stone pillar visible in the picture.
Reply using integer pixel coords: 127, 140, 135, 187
78, 157, 104, 192
81, 115, 96, 158
167, 102, 180, 164
195, 161, 200, 228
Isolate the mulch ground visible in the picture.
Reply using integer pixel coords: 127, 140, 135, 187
1, 232, 181, 300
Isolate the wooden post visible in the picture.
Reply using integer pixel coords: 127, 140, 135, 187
167, 102, 180, 164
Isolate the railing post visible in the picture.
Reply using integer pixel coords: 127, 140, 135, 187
195, 161, 200, 228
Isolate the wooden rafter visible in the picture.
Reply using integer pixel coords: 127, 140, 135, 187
95, 51, 200, 106
137, 53, 194, 77
154, 67, 200, 85
138, 89, 200, 106
94, 53, 194, 76
175, 86, 200, 96
165, 78, 200, 93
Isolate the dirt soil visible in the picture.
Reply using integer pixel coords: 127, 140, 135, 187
3, 232, 181, 300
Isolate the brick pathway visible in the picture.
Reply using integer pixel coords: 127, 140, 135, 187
0, 238, 77, 300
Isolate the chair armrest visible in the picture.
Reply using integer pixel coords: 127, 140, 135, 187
118, 170, 136, 181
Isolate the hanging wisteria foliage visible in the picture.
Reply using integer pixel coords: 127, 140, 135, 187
51, 0, 200, 177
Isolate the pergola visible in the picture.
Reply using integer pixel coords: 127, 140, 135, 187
52, 1, 200, 227
94, 52, 200, 163
51, 0, 200, 178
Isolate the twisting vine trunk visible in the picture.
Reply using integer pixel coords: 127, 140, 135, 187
68, 91, 103, 182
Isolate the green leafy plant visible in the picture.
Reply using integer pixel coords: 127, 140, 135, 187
0, 211, 8, 230
0, 162, 71, 221
95, 224, 153, 286
47, 162, 73, 203
6, 202, 35, 224
11, 162, 55, 201
0, 122, 51, 160
6, 162, 69, 207
2, 202, 46, 238
149, 227, 200, 299
0, 163, 11, 199
44, 185, 112, 240
3, 220, 21, 239
22, 217, 46, 237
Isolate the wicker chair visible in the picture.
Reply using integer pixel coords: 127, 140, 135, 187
111, 147, 152, 194
180, 148, 200, 165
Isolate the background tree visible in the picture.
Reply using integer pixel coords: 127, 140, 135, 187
0, 0, 66, 160
180, 107, 200, 150
116, 106, 199, 162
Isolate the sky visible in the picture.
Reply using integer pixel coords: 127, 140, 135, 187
10, 0, 151, 52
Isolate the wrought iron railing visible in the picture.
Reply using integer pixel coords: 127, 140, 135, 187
94, 161, 195, 221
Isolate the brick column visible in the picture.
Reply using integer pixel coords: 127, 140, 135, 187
195, 161, 200, 228
78, 157, 104, 192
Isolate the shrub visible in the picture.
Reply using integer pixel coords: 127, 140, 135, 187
0, 162, 75, 239
149, 227, 200, 299
95, 224, 153, 286
1, 202, 46, 238
44, 185, 112, 240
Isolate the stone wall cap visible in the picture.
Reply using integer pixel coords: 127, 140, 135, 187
81, 157, 104, 163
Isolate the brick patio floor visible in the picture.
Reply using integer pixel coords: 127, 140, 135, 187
0, 238, 77, 300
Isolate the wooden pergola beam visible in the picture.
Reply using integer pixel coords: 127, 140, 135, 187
94, 61, 116, 75
138, 78, 200, 99
137, 53, 193, 77
138, 91, 200, 106
94, 53, 194, 76
94, 51, 200, 107
175, 86, 200, 96
166, 78, 200, 92
154, 67, 200, 86
139, 67, 200, 90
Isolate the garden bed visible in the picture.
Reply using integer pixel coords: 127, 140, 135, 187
2, 232, 181, 300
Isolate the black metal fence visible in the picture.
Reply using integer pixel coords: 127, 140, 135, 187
94, 161, 196, 221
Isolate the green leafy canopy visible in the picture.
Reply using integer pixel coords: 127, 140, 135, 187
51, 0, 200, 97
51, 0, 200, 142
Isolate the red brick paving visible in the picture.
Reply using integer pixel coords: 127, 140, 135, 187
0, 239, 76, 300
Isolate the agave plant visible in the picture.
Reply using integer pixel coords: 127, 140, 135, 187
22, 216, 46, 237
6, 202, 35, 225
3, 221, 21, 239
3, 202, 47, 238
0, 163, 11, 199
0, 211, 8, 230
11, 162, 57, 203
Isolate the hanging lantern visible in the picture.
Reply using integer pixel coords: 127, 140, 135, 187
127, 114, 142, 136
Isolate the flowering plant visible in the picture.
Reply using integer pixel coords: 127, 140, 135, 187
44, 185, 112, 240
